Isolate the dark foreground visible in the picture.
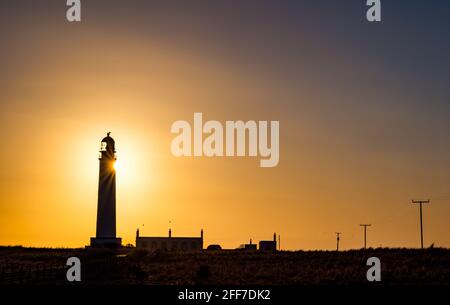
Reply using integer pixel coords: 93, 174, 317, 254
0, 246, 449, 285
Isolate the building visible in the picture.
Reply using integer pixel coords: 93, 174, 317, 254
136, 229, 203, 251
206, 244, 222, 251
245, 239, 257, 250
238, 239, 257, 251
258, 233, 277, 252
90, 132, 122, 247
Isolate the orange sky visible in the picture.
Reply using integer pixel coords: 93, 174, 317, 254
0, 1, 449, 250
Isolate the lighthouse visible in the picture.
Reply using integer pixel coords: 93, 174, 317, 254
90, 132, 122, 247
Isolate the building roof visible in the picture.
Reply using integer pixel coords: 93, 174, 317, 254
137, 236, 201, 240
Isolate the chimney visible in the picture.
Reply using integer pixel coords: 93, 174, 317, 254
169, 228, 172, 238
200, 229, 204, 250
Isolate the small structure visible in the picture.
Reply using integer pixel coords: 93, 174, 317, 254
206, 244, 222, 251
240, 239, 257, 251
258, 233, 277, 252
136, 228, 203, 251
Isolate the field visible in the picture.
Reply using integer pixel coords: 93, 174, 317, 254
0, 246, 449, 285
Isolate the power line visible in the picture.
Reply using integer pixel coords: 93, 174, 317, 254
430, 194, 450, 201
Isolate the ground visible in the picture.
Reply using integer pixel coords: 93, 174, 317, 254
0, 246, 449, 285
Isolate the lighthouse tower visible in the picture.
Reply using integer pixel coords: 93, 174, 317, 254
90, 132, 122, 247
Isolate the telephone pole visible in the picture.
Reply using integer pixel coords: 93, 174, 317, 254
412, 199, 430, 249
359, 224, 371, 249
335, 232, 341, 251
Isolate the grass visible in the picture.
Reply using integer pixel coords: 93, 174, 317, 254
0, 246, 449, 285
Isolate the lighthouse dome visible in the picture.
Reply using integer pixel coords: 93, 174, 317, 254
102, 132, 115, 144
100, 132, 115, 152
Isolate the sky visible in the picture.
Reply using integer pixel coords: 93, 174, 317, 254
0, 0, 449, 250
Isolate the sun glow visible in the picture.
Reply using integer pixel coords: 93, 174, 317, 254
113, 160, 121, 171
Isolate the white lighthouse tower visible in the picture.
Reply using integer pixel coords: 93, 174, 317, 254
90, 132, 122, 247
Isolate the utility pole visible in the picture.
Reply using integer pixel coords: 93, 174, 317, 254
359, 224, 371, 249
412, 199, 430, 249
335, 232, 341, 251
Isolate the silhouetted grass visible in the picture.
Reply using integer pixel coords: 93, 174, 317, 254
0, 247, 449, 285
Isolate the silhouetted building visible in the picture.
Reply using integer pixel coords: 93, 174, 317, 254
136, 228, 203, 251
238, 239, 257, 250
90, 133, 122, 247
206, 244, 222, 251
258, 233, 277, 252
246, 239, 257, 250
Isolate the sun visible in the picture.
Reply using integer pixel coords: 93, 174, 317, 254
113, 160, 121, 171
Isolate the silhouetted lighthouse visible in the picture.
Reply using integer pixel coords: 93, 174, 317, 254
90, 132, 122, 247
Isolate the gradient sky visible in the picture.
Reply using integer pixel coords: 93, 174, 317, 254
0, 0, 449, 250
